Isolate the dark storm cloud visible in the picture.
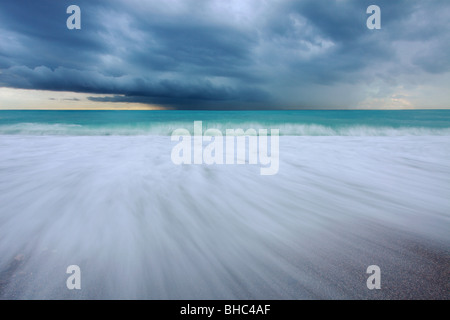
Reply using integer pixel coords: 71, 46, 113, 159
0, 0, 449, 109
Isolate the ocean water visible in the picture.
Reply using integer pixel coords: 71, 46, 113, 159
1, 110, 450, 136
0, 110, 449, 299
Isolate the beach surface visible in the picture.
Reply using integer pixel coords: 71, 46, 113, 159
0, 135, 449, 299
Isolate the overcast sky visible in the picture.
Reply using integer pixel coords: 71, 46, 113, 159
0, 0, 449, 110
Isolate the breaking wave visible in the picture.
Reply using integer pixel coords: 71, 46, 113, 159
1, 122, 450, 136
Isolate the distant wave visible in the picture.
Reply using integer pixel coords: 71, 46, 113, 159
1, 122, 450, 136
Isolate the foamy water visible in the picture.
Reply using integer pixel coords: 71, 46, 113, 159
0, 135, 449, 299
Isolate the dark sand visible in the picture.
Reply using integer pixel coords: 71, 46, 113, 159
1, 224, 448, 300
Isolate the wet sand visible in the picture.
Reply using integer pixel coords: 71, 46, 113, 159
1, 222, 448, 300
0, 136, 449, 299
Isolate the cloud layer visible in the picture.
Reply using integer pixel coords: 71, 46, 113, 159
1, 0, 449, 109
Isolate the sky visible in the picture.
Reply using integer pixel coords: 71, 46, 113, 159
0, 0, 449, 110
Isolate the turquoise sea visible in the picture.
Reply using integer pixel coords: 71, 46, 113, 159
1, 110, 450, 135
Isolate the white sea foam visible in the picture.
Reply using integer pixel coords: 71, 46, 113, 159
0, 136, 449, 299
1, 122, 450, 136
